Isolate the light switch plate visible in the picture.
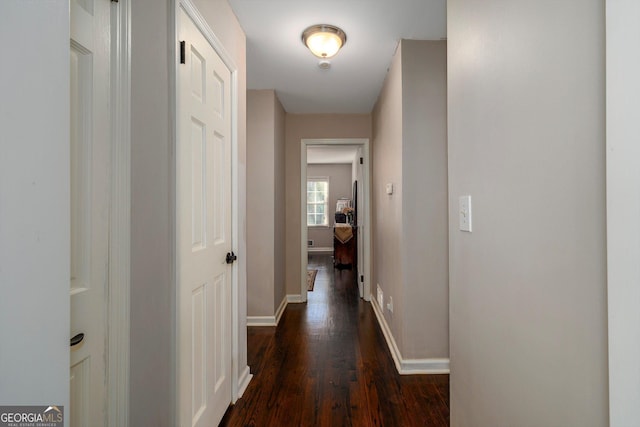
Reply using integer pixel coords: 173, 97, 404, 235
385, 183, 393, 195
459, 195, 472, 232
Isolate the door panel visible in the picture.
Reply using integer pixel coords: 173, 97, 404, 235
211, 272, 227, 391
191, 120, 206, 250
70, 43, 91, 295
69, 359, 90, 426
178, 8, 233, 427
192, 284, 206, 420
212, 132, 227, 244
69, 0, 110, 424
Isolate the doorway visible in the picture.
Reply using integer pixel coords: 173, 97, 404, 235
300, 138, 371, 302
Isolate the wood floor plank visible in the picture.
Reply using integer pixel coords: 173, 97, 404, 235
220, 254, 449, 426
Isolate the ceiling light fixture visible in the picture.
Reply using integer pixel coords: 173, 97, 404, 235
301, 24, 347, 59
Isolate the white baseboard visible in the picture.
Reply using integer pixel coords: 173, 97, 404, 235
246, 296, 288, 327
401, 357, 450, 374
370, 299, 450, 375
235, 366, 252, 401
308, 246, 332, 253
287, 294, 304, 303
246, 315, 277, 326
275, 295, 287, 324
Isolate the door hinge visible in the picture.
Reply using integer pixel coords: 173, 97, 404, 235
360, 275, 364, 283
179, 41, 186, 64
359, 157, 363, 165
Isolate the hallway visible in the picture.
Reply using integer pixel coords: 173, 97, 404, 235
221, 254, 449, 426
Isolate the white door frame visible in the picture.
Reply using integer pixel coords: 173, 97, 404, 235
606, 1, 640, 423
108, 0, 131, 425
173, 0, 243, 417
300, 138, 372, 302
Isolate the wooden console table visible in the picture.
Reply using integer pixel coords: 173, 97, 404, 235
333, 225, 357, 269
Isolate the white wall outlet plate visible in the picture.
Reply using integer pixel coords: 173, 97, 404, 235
459, 195, 472, 232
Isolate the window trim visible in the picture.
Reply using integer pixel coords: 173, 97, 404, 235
307, 176, 330, 227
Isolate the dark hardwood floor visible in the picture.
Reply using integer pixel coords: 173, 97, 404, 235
220, 254, 449, 426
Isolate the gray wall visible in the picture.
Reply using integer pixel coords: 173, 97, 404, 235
130, 1, 247, 425
247, 90, 286, 317
371, 40, 449, 360
247, 90, 275, 316
448, 1, 608, 425
606, 1, 640, 423
307, 163, 354, 249
372, 45, 405, 350
273, 92, 286, 312
401, 40, 449, 359
131, 2, 172, 424
0, 0, 70, 412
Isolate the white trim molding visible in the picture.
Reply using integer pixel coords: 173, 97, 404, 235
108, 0, 131, 426
287, 294, 305, 304
247, 296, 288, 327
370, 300, 450, 375
275, 295, 287, 324
308, 247, 333, 254
235, 366, 252, 402
246, 316, 278, 327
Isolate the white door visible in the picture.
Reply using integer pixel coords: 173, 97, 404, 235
177, 8, 233, 427
69, 0, 110, 425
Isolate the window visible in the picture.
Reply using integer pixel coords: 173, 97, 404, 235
307, 178, 329, 226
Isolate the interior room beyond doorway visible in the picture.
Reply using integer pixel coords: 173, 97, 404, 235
301, 139, 371, 302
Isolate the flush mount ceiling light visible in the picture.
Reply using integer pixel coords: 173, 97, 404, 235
301, 24, 347, 59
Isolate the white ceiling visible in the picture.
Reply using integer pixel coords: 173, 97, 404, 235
228, 0, 447, 114
307, 145, 359, 164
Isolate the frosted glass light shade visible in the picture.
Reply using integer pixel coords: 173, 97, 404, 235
302, 25, 347, 59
